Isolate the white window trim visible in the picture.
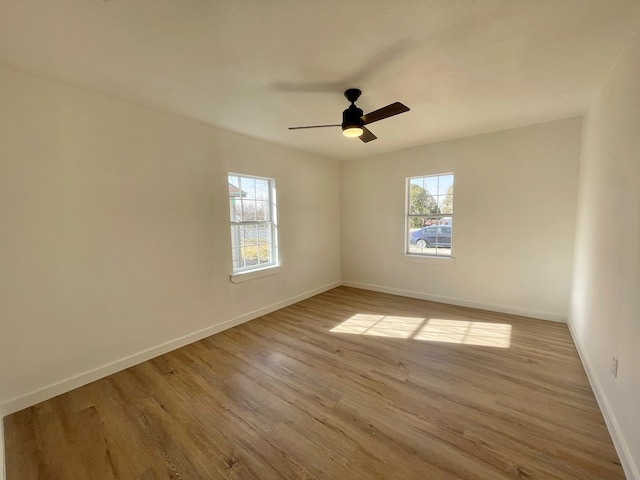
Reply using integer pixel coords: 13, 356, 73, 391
401, 254, 456, 265
230, 265, 282, 283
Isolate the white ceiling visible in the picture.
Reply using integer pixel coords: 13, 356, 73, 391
1, 0, 639, 160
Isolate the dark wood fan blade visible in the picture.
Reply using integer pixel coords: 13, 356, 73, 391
288, 124, 340, 130
359, 126, 377, 143
362, 102, 410, 125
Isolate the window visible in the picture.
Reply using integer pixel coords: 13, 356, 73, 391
228, 173, 278, 274
406, 173, 454, 256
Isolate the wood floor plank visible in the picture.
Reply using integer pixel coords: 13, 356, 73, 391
4, 287, 625, 479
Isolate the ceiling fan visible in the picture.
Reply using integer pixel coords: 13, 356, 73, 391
288, 88, 410, 143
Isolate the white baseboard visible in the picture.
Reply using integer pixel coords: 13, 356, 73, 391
567, 321, 638, 480
0, 281, 341, 417
342, 281, 567, 323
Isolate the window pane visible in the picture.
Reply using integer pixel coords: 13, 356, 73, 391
256, 201, 270, 221
438, 174, 454, 196
258, 224, 271, 243
257, 244, 271, 265
255, 179, 270, 200
231, 225, 240, 249
410, 177, 425, 190
409, 183, 440, 216
229, 199, 239, 222
240, 177, 256, 200
424, 176, 439, 196
241, 200, 257, 221
231, 247, 244, 269
243, 245, 258, 266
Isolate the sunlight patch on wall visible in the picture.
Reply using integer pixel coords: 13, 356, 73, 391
330, 314, 511, 348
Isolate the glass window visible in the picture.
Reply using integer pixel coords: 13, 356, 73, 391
228, 174, 278, 273
406, 173, 454, 256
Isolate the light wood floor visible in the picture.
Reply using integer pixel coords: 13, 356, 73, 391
4, 287, 624, 479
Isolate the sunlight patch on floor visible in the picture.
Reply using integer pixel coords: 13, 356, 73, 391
415, 319, 511, 348
330, 314, 511, 348
330, 314, 424, 338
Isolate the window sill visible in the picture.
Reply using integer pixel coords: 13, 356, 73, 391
230, 265, 281, 283
401, 254, 456, 266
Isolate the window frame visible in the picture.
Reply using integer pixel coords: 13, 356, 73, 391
228, 173, 279, 276
405, 173, 454, 258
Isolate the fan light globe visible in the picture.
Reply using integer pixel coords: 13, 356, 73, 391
343, 126, 364, 137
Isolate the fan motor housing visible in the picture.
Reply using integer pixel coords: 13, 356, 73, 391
342, 105, 364, 129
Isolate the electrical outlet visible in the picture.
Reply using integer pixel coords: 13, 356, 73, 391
611, 356, 618, 378
283, 278, 288, 288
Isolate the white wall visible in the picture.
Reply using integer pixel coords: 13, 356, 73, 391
0, 66, 341, 415
570, 32, 640, 479
341, 118, 582, 321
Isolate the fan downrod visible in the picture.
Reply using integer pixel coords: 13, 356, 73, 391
344, 88, 362, 104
